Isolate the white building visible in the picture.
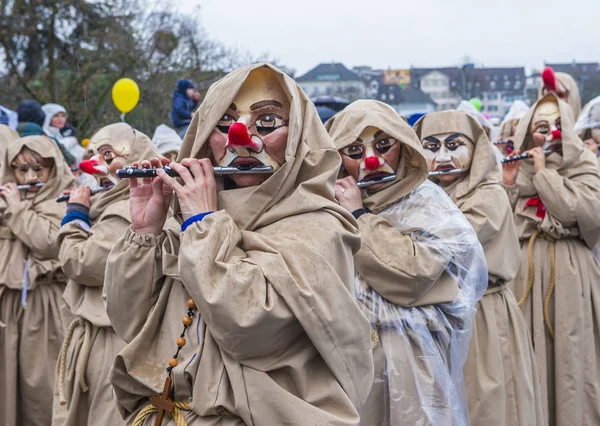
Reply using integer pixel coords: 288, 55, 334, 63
296, 63, 368, 102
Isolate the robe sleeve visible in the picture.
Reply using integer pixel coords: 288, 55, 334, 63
178, 209, 368, 364
58, 214, 130, 287
2, 200, 61, 259
502, 182, 520, 210
533, 168, 598, 228
104, 227, 165, 342
353, 213, 458, 307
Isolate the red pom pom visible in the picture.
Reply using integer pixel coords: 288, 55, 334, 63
551, 129, 562, 141
79, 159, 100, 175
227, 122, 254, 147
542, 67, 557, 93
364, 156, 380, 171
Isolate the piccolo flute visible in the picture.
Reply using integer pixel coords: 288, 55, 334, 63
356, 174, 397, 188
116, 165, 274, 179
500, 147, 561, 164
17, 183, 45, 190
56, 185, 114, 203
493, 140, 512, 145
428, 168, 464, 177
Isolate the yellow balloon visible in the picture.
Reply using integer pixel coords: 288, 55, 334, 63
112, 78, 140, 114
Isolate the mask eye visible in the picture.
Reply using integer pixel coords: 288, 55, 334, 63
535, 125, 549, 134
446, 142, 460, 150
255, 114, 285, 136
103, 151, 117, 164
424, 142, 440, 153
217, 113, 235, 133
374, 138, 396, 154
341, 145, 364, 160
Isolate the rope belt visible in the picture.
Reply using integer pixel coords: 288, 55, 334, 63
57, 317, 93, 405
132, 400, 191, 426
518, 230, 556, 339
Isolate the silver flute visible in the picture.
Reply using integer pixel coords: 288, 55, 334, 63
116, 165, 274, 179
356, 174, 397, 188
16, 183, 45, 190
56, 185, 114, 203
428, 168, 464, 177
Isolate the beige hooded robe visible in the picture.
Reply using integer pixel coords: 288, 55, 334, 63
0, 136, 74, 426
504, 93, 600, 426
53, 123, 160, 426
326, 100, 487, 426
0, 125, 20, 173
104, 63, 373, 425
414, 110, 544, 426
538, 72, 581, 120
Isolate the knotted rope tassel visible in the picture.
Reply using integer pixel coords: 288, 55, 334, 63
132, 401, 191, 426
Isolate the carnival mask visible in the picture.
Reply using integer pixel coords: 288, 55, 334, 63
339, 126, 400, 190
11, 147, 53, 196
530, 98, 562, 149
542, 79, 569, 103
208, 67, 290, 188
79, 126, 134, 187
422, 133, 474, 186
584, 104, 600, 145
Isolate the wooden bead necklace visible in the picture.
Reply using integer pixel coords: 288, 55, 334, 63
149, 297, 197, 426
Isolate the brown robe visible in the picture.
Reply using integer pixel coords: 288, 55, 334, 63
504, 93, 600, 426
415, 110, 544, 426
53, 124, 159, 426
104, 63, 374, 425
327, 100, 487, 425
0, 136, 74, 426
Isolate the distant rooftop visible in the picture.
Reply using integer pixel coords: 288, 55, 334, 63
297, 63, 364, 82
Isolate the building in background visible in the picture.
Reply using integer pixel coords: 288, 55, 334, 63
296, 63, 367, 101
410, 64, 526, 116
376, 84, 436, 116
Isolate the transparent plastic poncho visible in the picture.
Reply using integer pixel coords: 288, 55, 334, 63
456, 101, 494, 135
357, 180, 487, 426
574, 96, 600, 138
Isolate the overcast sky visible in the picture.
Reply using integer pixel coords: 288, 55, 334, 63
191, 0, 599, 76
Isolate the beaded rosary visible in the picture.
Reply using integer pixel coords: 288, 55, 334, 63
148, 297, 197, 426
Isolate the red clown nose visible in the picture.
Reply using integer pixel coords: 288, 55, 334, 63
79, 158, 102, 175
227, 122, 261, 151
551, 129, 562, 141
364, 156, 381, 171
542, 66, 557, 93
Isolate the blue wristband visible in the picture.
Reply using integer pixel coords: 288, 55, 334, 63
181, 212, 213, 232
61, 210, 91, 227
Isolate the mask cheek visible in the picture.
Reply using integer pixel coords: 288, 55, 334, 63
454, 146, 472, 170
341, 156, 361, 181
262, 127, 288, 167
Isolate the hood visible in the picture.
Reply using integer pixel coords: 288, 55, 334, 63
325, 99, 429, 214
17, 100, 45, 127
151, 124, 182, 156
42, 103, 68, 135
176, 79, 194, 95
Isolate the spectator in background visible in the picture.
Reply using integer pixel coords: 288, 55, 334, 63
0, 105, 18, 129
42, 104, 85, 163
17, 100, 76, 166
170, 79, 197, 138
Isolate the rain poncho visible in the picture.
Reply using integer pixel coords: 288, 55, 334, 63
499, 100, 530, 139
53, 123, 159, 426
574, 96, 600, 143
415, 110, 544, 426
0, 136, 74, 426
504, 93, 600, 426
326, 100, 487, 426
104, 63, 374, 425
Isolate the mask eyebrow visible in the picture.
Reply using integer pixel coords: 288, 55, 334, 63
424, 136, 440, 143
229, 103, 237, 111
250, 100, 283, 111
373, 130, 384, 139
444, 133, 463, 142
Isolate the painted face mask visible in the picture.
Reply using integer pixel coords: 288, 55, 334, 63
339, 126, 400, 189
11, 147, 53, 198
208, 68, 290, 174
79, 126, 134, 187
422, 133, 474, 185
530, 98, 562, 149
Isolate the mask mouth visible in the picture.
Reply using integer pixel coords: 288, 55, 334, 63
231, 156, 265, 168
434, 164, 456, 172
361, 171, 393, 183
